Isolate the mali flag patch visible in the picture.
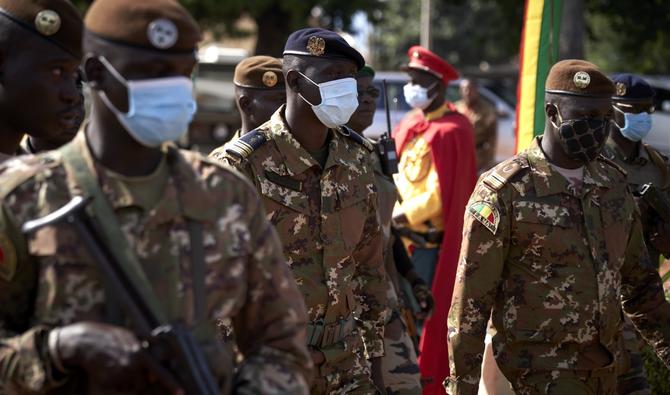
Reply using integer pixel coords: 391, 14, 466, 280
468, 201, 500, 235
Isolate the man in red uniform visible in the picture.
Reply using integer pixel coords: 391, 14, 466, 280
392, 46, 477, 395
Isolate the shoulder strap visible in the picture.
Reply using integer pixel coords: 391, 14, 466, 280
338, 126, 374, 152
59, 142, 167, 325
597, 155, 628, 177
224, 129, 268, 161
482, 156, 529, 191
644, 144, 670, 189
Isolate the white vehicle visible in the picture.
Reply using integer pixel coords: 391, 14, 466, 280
642, 76, 670, 157
364, 72, 516, 164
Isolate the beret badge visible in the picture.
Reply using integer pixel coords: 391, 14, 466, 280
262, 71, 278, 88
306, 36, 326, 56
615, 82, 627, 97
573, 71, 591, 89
147, 18, 178, 50
35, 10, 61, 36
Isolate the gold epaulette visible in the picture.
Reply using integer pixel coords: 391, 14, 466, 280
482, 157, 529, 191
224, 129, 268, 161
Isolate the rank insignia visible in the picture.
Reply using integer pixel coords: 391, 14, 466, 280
263, 71, 278, 88
307, 36, 326, 56
35, 10, 61, 36
615, 82, 627, 97
468, 201, 500, 235
0, 233, 17, 282
573, 71, 591, 89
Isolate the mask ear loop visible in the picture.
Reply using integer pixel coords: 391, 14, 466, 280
296, 71, 321, 107
549, 104, 563, 129
612, 105, 627, 129
96, 56, 133, 116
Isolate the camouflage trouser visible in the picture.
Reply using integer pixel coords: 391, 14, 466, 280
509, 369, 617, 395
381, 310, 422, 395
617, 316, 651, 395
311, 332, 378, 395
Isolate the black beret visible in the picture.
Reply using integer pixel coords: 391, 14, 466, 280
611, 74, 655, 102
85, 0, 200, 54
0, 0, 83, 59
283, 28, 364, 70
546, 59, 614, 98
234, 56, 284, 89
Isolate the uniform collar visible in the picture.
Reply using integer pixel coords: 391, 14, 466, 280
265, 106, 361, 176
525, 136, 611, 197
424, 102, 451, 121
604, 138, 649, 165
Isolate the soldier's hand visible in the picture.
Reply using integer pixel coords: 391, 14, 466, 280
650, 220, 670, 256
51, 322, 184, 395
412, 280, 434, 319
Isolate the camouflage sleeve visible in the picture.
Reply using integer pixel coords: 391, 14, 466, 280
0, 199, 66, 393
446, 183, 509, 395
232, 185, 313, 394
620, 205, 670, 367
354, 191, 390, 359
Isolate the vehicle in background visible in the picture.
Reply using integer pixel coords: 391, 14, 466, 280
642, 76, 670, 157
364, 72, 516, 164
187, 45, 247, 154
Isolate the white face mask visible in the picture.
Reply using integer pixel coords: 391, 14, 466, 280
403, 82, 437, 110
298, 72, 359, 128
98, 56, 197, 148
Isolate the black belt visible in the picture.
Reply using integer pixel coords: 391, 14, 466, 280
306, 315, 356, 348
393, 227, 444, 246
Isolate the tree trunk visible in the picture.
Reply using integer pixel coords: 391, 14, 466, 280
254, 4, 294, 57
560, 0, 585, 59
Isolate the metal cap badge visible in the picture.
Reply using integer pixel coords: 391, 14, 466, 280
262, 71, 278, 88
573, 71, 591, 89
306, 36, 325, 56
615, 82, 627, 97
147, 18, 178, 50
35, 9, 61, 36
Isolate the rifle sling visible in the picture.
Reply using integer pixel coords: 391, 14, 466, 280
60, 140, 168, 325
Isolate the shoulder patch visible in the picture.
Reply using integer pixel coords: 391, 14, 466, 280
338, 126, 374, 152
224, 129, 269, 161
468, 201, 500, 235
0, 232, 17, 282
597, 155, 627, 177
482, 157, 529, 191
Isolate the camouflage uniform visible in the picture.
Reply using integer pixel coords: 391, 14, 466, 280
446, 137, 670, 395
0, 134, 312, 394
602, 139, 670, 395
211, 107, 390, 394
455, 99, 497, 172
370, 146, 422, 395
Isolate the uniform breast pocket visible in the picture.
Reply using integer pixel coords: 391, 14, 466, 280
336, 192, 371, 254
512, 200, 573, 261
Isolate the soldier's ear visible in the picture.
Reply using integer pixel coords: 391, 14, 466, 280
83, 54, 104, 90
545, 103, 558, 122
238, 94, 251, 113
285, 69, 301, 93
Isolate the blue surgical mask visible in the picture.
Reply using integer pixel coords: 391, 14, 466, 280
615, 107, 653, 142
98, 56, 197, 148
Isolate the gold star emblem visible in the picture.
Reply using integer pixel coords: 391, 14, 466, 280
34, 9, 61, 36
262, 71, 278, 88
573, 71, 591, 89
615, 82, 627, 97
306, 36, 326, 56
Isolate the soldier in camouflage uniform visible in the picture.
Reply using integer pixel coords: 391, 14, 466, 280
348, 65, 425, 395
0, 0, 83, 162
211, 28, 390, 394
602, 74, 670, 395
0, 1, 312, 393
447, 60, 670, 395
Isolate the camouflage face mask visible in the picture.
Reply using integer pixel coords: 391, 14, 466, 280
551, 105, 610, 163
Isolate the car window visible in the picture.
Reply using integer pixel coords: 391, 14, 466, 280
373, 80, 412, 112
653, 87, 670, 113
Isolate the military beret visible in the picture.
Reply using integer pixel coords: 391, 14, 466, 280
545, 59, 614, 98
283, 28, 364, 70
357, 64, 375, 79
234, 56, 284, 89
611, 74, 655, 102
84, 0, 201, 53
402, 46, 459, 84
0, 0, 82, 59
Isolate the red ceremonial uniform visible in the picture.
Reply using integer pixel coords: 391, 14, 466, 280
393, 46, 477, 395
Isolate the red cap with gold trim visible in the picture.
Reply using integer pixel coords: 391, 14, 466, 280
402, 45, 458, 83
